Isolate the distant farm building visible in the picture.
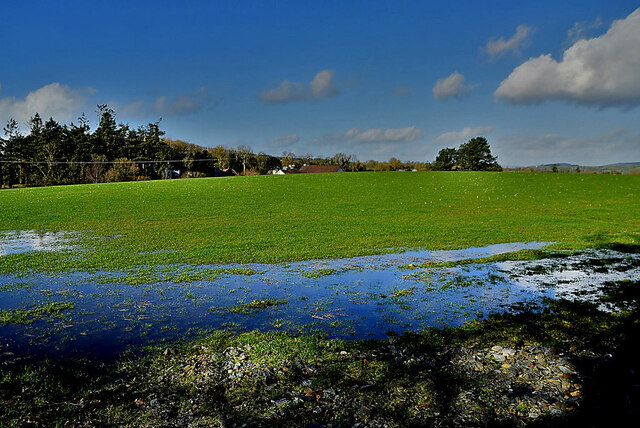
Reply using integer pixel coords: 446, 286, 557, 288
299, 165, 344, 173
269, 166, 303, 174
268, 165, 345, 175
282, 168, 302, 174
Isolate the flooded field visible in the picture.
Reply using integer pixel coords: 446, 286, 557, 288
0, 230, 80, 256
1, 240, 639, 360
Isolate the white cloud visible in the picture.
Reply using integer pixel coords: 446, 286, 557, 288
485, 24, 532, 59
347, 126, 423, 143
0, 82, 94, 126
258, 69, 340, 104
266, 134, 300, 148
258, 80, 307, 104
567, 16, 603, 43
434, 126, 493, 144
310, 70, 338, 98
495, 8, 640, 109
432, 72, 473, 100
314, 126, 423, 145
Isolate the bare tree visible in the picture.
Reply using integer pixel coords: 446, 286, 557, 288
237, 145, 253, 174
331, 152, 353, 170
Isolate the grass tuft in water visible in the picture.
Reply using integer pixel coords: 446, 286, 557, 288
301, 268, 340, 278
0, 302, 75, 325
210, 299, 289, 314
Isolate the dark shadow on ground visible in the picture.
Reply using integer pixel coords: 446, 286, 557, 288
2, 295, 639, 426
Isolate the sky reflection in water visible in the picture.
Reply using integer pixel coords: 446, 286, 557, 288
0, 230, 79, 256
1, 241, 638, 360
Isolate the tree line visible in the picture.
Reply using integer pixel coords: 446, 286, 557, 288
0, 105, 501, 189
0, 105, 285, 188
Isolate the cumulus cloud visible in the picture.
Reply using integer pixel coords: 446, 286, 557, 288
485, 24, 532, 59
432, 72, 473, 100
259, 69, 339, 104
495, 8, 640, 109
266, 134, 300, 148
0, 82, 94, 126
314, 126, 423, 145
434, 126, 493, 144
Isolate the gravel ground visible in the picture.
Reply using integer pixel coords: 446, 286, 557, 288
109, 335, 634, 427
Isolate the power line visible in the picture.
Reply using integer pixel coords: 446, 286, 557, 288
0, 159, 215, 165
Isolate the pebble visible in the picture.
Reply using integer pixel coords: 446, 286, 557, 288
450, 344, 582, 422
275, 399, 289, 408
549, 406, 562, 416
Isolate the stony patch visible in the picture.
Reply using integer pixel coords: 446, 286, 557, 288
448, 344, 582, 424
104, 340, 587, 426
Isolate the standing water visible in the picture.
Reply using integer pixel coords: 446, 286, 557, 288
1, 238, 639, 360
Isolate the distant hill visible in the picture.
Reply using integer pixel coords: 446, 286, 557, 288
508, 162, 640, 174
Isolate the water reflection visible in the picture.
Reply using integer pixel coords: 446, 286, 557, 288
1, 242, 638, 360
0, 230, 79, 256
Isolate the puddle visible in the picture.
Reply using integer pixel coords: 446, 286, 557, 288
0, 230, 80, 256
1, 242, 639, 361
501, 249, 640, 312
295, 241, 551, 271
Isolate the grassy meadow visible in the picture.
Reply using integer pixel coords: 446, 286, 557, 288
2, 172, 640, 425
1, 171, 639, 272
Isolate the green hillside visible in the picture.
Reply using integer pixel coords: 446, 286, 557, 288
1, 171, 639, 272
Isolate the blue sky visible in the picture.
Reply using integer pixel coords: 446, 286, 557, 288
1, 0, 639, 166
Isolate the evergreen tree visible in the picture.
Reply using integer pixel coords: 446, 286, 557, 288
93, 104, 121, 160
38, 117, 65, 184
433, 147, 457, 171
456, 137, 501, 171
3, 118, 30, 185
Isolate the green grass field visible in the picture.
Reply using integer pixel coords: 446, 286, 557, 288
1, 171, 639, 272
